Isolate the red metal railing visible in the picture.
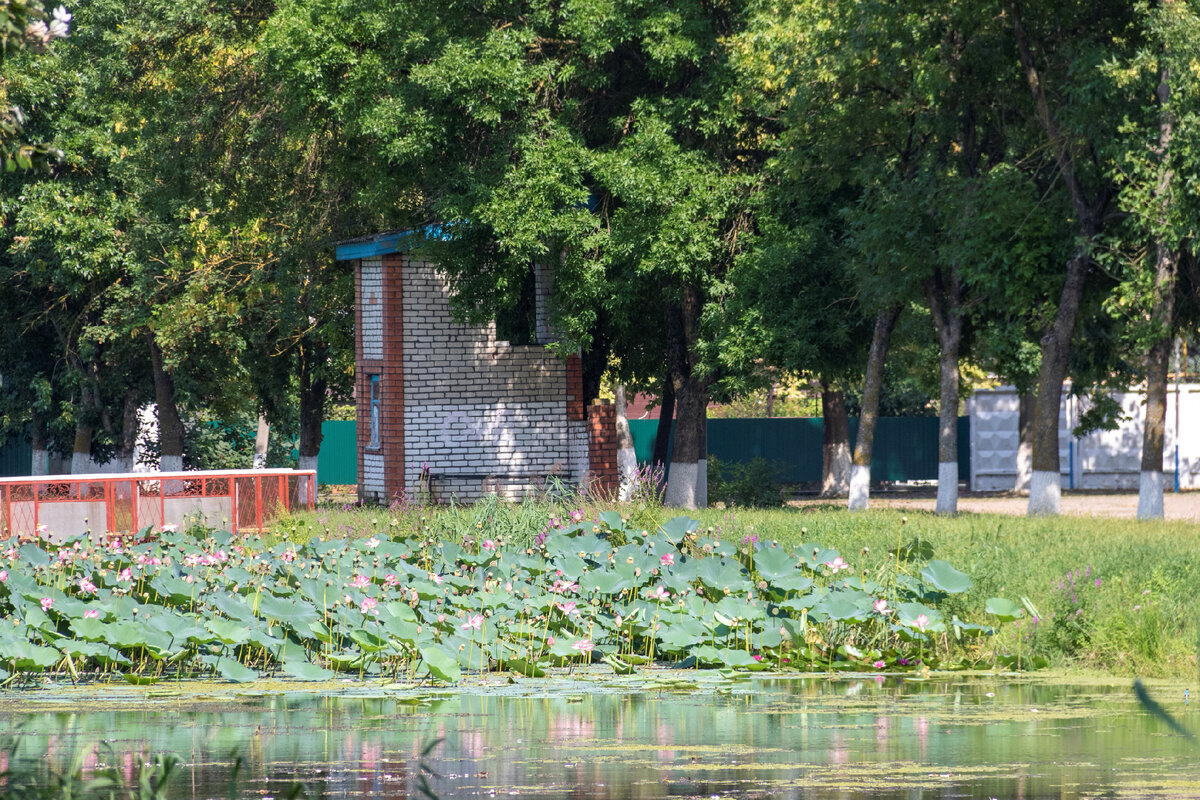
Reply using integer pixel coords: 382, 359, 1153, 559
0, 469, 316, 541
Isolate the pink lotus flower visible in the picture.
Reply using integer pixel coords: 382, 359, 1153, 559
571, 638, 593, 653
429, 573, 443, 585
556, 601, 579, 615
550, 578, 578, 594
873, 598, 888, 614
36, 524, 48, 535
360, 597, 379, 614
461, 614, 484, 631
615, 614, 623, 626
384, 574, 401, 588
873, 660, 886, 669
482, 539, 497, 551
660, 553, 675, 566
84, 609, 99, 619
915, 614, 929, 631
351, 574, 370, 589
646, 585, 670, 601
0, 570, 7, 582
547, 635, 555, 647
825, 556, 850, 574
78, 578, 97, 594
40, 597, 53, 611
569, 510, 584, 523
117, 568, 132, 583
280, 549, 296, 563
161, 523, 178, 533
752, 654, 763, 661
365, 537, 380, 549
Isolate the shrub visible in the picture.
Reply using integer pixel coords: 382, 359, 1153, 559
708, 456, 785, 508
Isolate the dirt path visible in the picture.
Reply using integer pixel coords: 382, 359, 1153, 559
788, 490, 1200, 521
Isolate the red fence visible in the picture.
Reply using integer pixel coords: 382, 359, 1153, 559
0, 469, 316, 540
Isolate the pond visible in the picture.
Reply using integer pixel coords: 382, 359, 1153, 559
0, 673, 1196, 799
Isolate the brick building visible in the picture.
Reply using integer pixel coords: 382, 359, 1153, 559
336, 230, 617, 504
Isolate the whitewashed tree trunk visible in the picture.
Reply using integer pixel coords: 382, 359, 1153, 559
848, 464, 871, 510
254, 414, 270, 469
615, 385, 639, 501
1015, 391, 1034, 493
1028, 471, 1061, 515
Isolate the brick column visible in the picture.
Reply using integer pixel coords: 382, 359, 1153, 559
566, 354, 585, 421
587, 401, 618, 497
381, 253, 406, 502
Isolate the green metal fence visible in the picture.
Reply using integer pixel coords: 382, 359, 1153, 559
0, 434, 32, 478
0, 417, 967, 485
629, 417, 969, 483
317, 421, 358, 484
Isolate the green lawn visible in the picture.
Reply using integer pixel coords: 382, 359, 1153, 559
276, 500, 1200, 679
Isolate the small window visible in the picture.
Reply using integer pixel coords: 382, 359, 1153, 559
495, 262, 537, 345
368, 375, 381, 450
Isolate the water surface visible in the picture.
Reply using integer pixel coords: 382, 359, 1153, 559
1, 673, 1196, 798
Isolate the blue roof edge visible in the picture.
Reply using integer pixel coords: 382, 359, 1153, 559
334, 224, 449, 261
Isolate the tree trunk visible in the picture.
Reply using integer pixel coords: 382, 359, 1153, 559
615, 385, 639, 501
70, 364, 97, 474
149, 335, 185, 473
1012, 2, 1105, 516
665, 375, 706, 509
1138, 306, 1174, 520
114, 387, 140, 472
662, 289, 708, 509
70, 418, 93, 474
849, 306, 900, 510
297, 349, 326, 474
297, 345, 327, 501
1015, 389, 1034, 493
652, 379, 675, 469
925, 268, 964, 515
1138, 65, 1180, 522
30, 414, 50, 476
1027, 253, 1090, 515
254, 414, 270, 469
765, 382, 777, 418
820, 378, 850, 497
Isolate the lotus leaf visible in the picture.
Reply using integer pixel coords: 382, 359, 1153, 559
813, 590, 874, 622
695, 557, 750, 593
214, 658, 259, 683
504, 658, 546, 677
753, 545, 798, 581
282, 659, 337, 681
419, 644, 461, 682
206, 618, 251, 646
984, 597, 1024, 622
660, 516, 699, 542
920, 560, 973, 594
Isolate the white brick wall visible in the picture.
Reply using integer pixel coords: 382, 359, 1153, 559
400, 259, 580, 501
363, 451, 385, 500
360, 257, 384, 360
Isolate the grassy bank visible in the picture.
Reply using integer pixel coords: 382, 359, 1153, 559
277, 499, 1200, 679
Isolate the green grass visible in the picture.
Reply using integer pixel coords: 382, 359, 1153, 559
276, 501, 1200, 679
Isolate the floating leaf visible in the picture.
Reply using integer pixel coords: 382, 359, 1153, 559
282, 659, 337, 682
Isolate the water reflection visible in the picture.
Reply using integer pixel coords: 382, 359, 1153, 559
0, 676, 1196, 798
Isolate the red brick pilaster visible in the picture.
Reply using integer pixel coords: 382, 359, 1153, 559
566, 354, 585, 421
381, 253, 406, 502
354, 260, 369, 503
587, 402, 618, 496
